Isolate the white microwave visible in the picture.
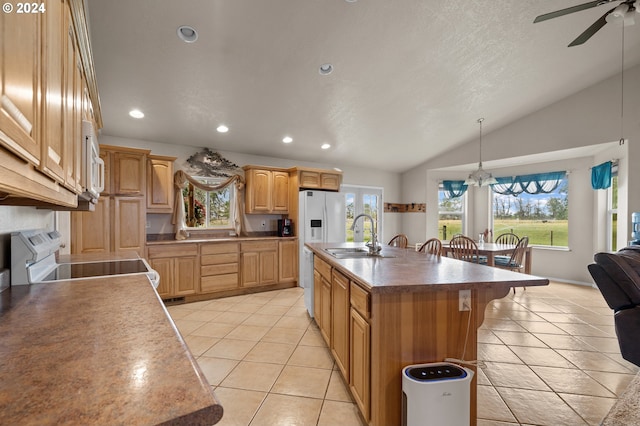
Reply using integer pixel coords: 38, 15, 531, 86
81, 120, 105, 200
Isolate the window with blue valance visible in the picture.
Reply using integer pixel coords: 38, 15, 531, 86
491, 171, 566, 196
442, 180, 467, 198
591, 161, 612, 190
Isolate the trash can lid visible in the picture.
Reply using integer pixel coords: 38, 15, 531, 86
405, 364, 467, 382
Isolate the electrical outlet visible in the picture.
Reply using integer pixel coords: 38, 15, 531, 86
459, 289, 471, 311
146, 221, 151, 229
261, 220, 266, 229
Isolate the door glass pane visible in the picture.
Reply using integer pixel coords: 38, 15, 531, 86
342, 186, 382, 243
346, 192, 355, 242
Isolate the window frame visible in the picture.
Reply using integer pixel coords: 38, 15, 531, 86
438, 183, 466, 240
183, 176, 236, 231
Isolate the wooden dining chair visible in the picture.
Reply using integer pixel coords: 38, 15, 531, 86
418, 238, 442, 256
448, 235, 487, 264
388, 234, 409, 248
495, 236, 529, 293
495, 232, 520, 246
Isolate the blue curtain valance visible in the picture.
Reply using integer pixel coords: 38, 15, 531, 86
442, 180, 467, 198
591, 161, 612, 190
491, 171, 566, 196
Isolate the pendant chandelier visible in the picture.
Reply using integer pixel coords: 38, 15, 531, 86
464, 118, 497, 187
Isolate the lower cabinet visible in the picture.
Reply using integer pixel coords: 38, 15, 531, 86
148, 244, 198, 299
350, 283, 371, 421
241, 241, 277, 287
331, 269, 350, 378
278, 239, 298, 283
314, 257, 332, 345
200, 242, 239, 293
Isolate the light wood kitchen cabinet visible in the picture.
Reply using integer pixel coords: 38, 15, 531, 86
148, 244, 198, 299
241, 241, 278, 287
0, 0, 101, 208
314, 257, 332, 345
147, 155, 176, 213
71, 145, 149, 256
243, 166, 289, 214
200, 242, 239, 293
0, 6, 41, 165
278, 239, 298, 283
71, 197, 111, 253
297, 168, 342, 191
349, 283, 371, 421
331, 269, 350, 378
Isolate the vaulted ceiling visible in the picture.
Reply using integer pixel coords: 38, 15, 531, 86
86, 0, 640, 172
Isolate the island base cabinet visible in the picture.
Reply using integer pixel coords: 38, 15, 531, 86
331, 270, 350, 379
350, 307, 370, 422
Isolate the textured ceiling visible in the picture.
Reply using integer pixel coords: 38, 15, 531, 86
86, 0, 640, 172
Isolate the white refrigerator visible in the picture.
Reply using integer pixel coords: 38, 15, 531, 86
299, 190, 346, 317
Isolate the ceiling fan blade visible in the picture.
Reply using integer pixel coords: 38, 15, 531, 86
534, 0, 616, 23
568, 8, 613, 46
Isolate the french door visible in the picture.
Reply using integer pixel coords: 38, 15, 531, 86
342, 185, 383, 243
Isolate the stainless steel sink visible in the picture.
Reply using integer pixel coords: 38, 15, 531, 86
324, 247, 395, 259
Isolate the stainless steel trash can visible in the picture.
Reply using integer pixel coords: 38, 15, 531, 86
402, 362, 474, 426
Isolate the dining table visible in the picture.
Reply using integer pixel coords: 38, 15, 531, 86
442, 241, 533, 274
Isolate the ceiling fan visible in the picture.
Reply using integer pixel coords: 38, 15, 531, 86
534, 0, 639, 46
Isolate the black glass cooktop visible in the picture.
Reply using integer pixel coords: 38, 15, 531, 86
41, 260, 149, 282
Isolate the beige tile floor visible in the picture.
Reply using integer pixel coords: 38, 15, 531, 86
167, 282, 639, 426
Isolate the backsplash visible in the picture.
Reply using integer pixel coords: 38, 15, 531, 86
0, 206, 55, 272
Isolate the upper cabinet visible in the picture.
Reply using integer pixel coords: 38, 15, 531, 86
244, 166, 289, 214
295, 167, 342, 191
147, 155, 176, 213
0, 0, 102, 208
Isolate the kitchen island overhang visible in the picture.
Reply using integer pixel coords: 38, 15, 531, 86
306, 242, 549, 426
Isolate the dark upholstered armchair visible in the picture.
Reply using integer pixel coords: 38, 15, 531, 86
588, 246, 640, 367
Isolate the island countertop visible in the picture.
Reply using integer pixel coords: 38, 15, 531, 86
0, 275, 222, 425
306, 242, 549, 293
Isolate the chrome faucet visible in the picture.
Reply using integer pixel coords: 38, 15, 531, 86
350, 213, 381, 255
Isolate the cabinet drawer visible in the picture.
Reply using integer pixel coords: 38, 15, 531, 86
241, 241, 278, 252
350, 283, 370, 319
314, 257, 331, 281
201, 253, 238, 265
201, 263, 238, 277
201, 242, 239, 255
148, 244, 198, 258
201, 274, 239, 292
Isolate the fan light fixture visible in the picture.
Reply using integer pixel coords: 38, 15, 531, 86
464, 118, 497, 187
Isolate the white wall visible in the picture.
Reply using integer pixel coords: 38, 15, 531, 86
0, 207, 55, 270
402, 64, 640, 284
99, 135, 403, 242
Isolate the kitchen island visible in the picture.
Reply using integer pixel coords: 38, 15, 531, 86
306, 242, 549, 426
0, 274, 222, 425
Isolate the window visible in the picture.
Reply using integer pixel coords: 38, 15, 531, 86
607, 174, 618, 251
343, 186, 382, 243
492, 175, 569, 247
438, 183, 465, 240
183, 177, 234, 229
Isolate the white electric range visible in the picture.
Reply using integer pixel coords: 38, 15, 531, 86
11, 229, 159, 288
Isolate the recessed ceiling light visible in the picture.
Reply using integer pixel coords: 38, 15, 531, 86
282, 136, 293, 144
217, 125, 229, 133
321, 143, 331, 150
319, 63, 333, 75
345, 0, 357, 2
177, 25, 198, 43
129, 109, 144, 119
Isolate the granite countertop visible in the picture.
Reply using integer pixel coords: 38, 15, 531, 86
306, 242, 549, 294
0, 275, 223, 425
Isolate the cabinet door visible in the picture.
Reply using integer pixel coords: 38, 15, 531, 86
40, 0, 66, 184
113, 196, 145, 256
71, 197, 110, 254
247, 169, 271, 213
174, 256, 198, 296
321, 173, 341, 191
0, 7, 41, 164
272, 171, 289, 213
279, 240, 298, 282
150, 257, 173, 299
320, 276, 331, 345
299, 171, 320, 189
114, 151, 146, 195
350, 308, 371, 421
241, 252, 260, 286
331, 270, 350, 378
259, 250, 278, 285
313, 269, 322, 327
147, 157, 174, 213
